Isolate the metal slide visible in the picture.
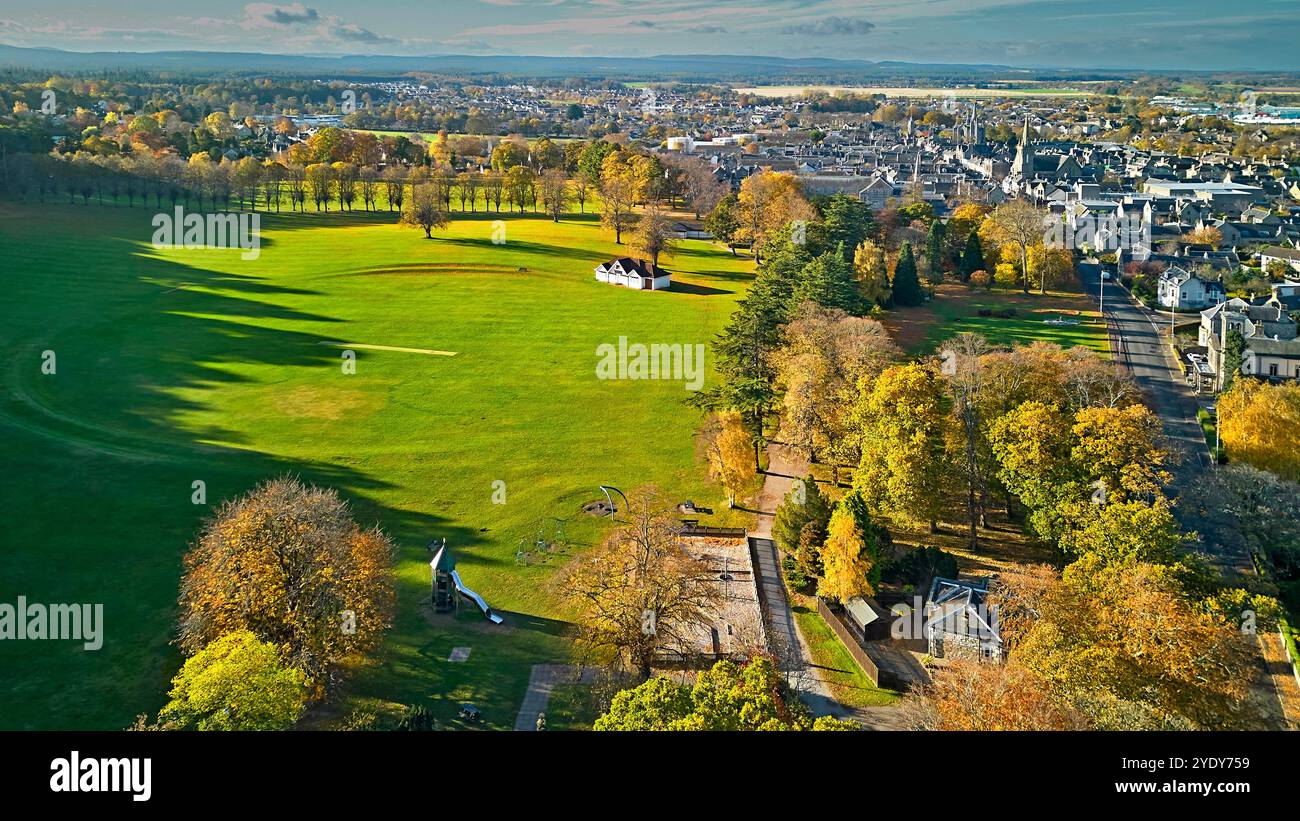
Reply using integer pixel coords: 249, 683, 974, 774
450, 570, 504, 624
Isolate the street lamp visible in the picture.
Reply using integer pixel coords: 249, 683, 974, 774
1100, 265, 1107, 316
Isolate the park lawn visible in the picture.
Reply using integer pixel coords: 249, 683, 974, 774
540, 682, 602, 731
882, 282, 1109, 356
0, 199, 753, 729
790, 598, 898, 709
355, 129, 443, 144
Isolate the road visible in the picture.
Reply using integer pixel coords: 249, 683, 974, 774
1080, 261, 1251, 579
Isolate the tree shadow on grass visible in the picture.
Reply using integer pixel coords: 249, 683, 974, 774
500, 610, 575, 637
666, 281, 734, 296
0, 207, 486, 729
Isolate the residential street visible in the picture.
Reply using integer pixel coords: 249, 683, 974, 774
1079, 261, 1253, 579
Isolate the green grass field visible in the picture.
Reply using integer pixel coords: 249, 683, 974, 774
0, 199, 753, 729
883, 284, 1109, 356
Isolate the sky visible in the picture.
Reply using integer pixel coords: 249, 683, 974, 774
0, 0, 1297, 71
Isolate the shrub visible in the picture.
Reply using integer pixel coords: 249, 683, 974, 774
772, 475, 831, 556
393, 705, 435, 731
782, 555, 812, 592
157, 630, 308, 731
882, 546, 960, 588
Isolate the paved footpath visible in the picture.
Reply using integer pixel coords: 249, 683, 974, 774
750, 444, 906, 730
514, 664, 600, 731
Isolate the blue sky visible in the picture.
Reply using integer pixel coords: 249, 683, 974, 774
0, 0, 1297, 70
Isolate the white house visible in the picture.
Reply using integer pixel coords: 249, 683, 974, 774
1157, 266, 1226, 310
1260, 245, 1300, 276
924, 576, 1002, 662
1200, 298, 1300, 387
594, 257, 672, 291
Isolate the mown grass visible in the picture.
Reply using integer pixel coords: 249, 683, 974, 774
883, 282, 1108, 356
0, 198, 753, 729
1197, 407, 1226, 463
790, 600, 898, 709
541, 683, 602, 731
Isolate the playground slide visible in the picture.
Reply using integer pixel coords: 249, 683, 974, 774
450, 570, 504, 624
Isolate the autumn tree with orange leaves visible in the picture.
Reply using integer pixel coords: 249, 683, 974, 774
177, 477, 395, 695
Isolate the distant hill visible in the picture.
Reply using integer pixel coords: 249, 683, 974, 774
0, 43, 1127, 82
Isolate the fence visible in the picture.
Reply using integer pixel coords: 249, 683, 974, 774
816, 598, 881, 687
678, 524, 749, 539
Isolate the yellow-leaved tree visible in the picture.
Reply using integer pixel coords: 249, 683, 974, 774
701, 411, 756, 508
1218, 380, 1300, 481
156, 630, 308, 731
817, 494, 878, 604
1070, 404, 1171, 499
735, 168, 814, 264
1016, 560, 1256, 729
853, 363, 947, 530
1026, 244, 1075, 292
177, 477, 396, 696
852, 238, 891, 308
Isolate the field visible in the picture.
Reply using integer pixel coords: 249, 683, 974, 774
733, 85, 1093, 99
0, 200, 754, 729
881, 283, 1108, 356
356, 128, 444, 144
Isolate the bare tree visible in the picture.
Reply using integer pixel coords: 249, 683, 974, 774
483, 170, 505, 213
358, 166, 379, 211
456, 171, 480, 212
670, 154, 728, 219
939, 332, 994, 550
571, 173, 591, 213
630, 201, 675, 264
600, 167, 638, 244
400, 182, 448, 239
1059, 347, 1138, 410
556, 491, 722, 678
538, 168, 571, 222
381, 165, 406, 212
